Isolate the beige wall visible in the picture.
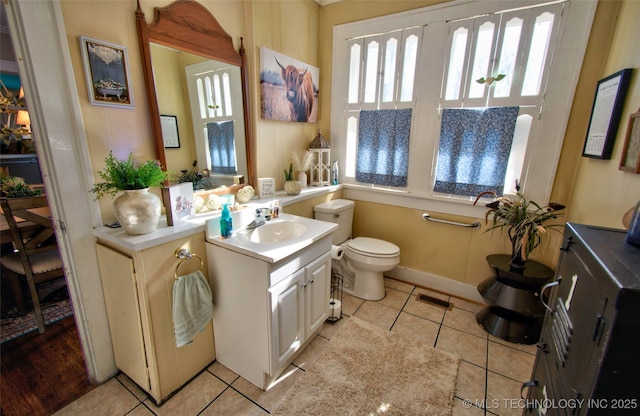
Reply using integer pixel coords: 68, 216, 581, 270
318, 0, 640, 287
61, 0, 321, 221
563, 0, 640, 227
62, 0, 638, 288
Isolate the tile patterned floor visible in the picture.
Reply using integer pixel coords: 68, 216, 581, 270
54, 278, 536, 416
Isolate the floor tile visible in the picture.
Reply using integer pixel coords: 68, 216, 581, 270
340, 292, 365, 316
452, 397, 486, 416
454, 361, 487, 404
319, 315, 349, 339
450, 296, 485, 314
116, 372, 147, 401
145, 371, 227, 416
384, 277, 415, 293
391, 311, 440, 347
377, 286, 411, 310
231, 365, 304, 412
200, 388, 268, 415
53, 378, 139, 416
292, 333, 329, 370
127, 404, 156, 416
443, 307, 488, 338
351, 300, 400, 330
436, 325, 487, 368
489, 334, 538, 355
486, 371, 524, 416
487, 341, 535, 382
402, 293, 447, 324
208, 361, 239, 385
57, 284, 538, 416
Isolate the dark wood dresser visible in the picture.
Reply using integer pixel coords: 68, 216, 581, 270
523, 223, 640, 416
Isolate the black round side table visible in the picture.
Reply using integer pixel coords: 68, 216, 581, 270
476, 254, 554, 344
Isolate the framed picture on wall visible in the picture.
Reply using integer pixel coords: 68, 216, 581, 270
259, 47, 319, 123
160, 115, 180, 148
619, 109, 640, 173
79, 36, 134, 108
582, 68, 633, 159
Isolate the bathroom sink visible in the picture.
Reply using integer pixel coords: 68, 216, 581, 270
247, 221, 307, 243
206, 213, 337, 263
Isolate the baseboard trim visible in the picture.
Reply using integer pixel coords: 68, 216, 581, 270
386, 266, 484, 304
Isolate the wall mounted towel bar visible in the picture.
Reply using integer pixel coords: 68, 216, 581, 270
174, 248, 204, 280
422, 213, 480, 229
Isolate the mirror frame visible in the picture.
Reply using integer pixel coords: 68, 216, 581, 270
135, 0, 254, 190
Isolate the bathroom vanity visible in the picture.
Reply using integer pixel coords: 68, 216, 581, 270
205, 213, 337, 389
94, 185, 342, 399
95, 228, 215, 405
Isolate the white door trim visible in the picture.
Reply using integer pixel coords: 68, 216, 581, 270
4, 0, 116, 382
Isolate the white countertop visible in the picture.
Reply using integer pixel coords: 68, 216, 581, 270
93, 184, 342, 252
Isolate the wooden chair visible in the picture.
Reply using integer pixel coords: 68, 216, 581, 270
0, 196, 65, 334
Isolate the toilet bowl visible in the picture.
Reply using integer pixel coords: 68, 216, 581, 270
344, 237, 400, 300
313, 199, 400, 301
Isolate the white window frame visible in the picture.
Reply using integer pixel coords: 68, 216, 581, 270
331, 0, 596, 217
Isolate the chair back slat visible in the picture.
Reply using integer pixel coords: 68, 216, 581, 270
0, 196, 57, 257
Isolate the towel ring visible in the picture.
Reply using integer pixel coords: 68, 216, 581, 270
174, 248, 204, 280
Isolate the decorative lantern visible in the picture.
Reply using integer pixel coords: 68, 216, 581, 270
309, 130, 331, 186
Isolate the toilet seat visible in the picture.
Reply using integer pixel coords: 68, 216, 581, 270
346, 237, 399, 258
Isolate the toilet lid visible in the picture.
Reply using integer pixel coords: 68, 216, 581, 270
347, 237, 400, 257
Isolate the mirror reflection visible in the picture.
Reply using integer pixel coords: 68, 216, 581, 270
151, 44, 248, 190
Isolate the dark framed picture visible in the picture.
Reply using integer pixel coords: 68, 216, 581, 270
79, 36, 134, 108
619, 109, 640, 173
582, 68, 633, 159
160, 115, 180, 148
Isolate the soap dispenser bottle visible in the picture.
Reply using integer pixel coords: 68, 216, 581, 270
220, 204, 233, 238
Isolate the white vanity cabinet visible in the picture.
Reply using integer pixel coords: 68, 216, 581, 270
96, 233, 215, 405
206, 234, 332, 389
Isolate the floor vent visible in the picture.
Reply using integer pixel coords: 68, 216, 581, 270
416, 293, 453, 310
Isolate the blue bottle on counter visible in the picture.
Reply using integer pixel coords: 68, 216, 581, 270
220, 204, 233, 238
331, 160, 339, 185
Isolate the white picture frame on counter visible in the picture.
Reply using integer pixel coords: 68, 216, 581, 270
258, 177, 275, 199
162, 182, 194, 226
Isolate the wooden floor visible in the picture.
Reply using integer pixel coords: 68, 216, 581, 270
0, 316, 96, 416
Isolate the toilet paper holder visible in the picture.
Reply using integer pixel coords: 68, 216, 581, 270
328, 269, 343, 322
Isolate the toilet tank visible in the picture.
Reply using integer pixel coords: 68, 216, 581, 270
313, 199, 354, 245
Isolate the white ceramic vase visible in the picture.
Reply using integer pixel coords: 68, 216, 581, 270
113, 188, 161, 235
298, 171, 307, 188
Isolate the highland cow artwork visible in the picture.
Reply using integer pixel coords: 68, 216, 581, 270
260, 47, 319, 123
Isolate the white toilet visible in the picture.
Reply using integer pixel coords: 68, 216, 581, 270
314, 199, 400, 301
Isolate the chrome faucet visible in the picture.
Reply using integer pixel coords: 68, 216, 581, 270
246, 208, 271, 229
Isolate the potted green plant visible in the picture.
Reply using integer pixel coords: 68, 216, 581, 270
474, 180, 566, 269
90, 151, 168, 235
283, 162, 301, 195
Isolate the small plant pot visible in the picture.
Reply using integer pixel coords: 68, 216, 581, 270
284, 180, 302, 196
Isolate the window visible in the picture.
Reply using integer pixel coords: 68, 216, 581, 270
186, 61, 246, 177
331, 0, 595, 210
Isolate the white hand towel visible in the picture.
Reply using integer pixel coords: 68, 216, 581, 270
172, 270, 214, 347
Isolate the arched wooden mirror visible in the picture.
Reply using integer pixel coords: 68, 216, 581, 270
135, 0, 253, 193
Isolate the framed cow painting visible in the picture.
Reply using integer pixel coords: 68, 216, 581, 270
259, 47, 319, 123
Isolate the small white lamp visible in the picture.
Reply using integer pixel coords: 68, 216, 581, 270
309, 130, 331, 186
